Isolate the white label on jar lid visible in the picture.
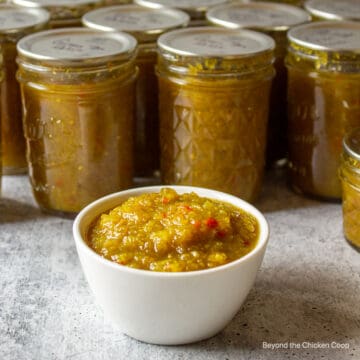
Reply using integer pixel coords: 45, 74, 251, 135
21, 31, 136, 60
84, 7, 188, 31
306, 0, 360, 20
208, 4, 310, 28
159, 28, 274, 56
290, 24, 360, 50
0, 9, 48, 31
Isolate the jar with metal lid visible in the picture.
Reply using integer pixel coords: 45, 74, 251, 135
134, 0, 229, 26
0, 5, 49, 175
157, 27, 275, 201
340, 128, 360, 251
11, 0, 102, 28
83, 5, 189, 178
286, 21, 360, 200
304, 0, 360, 22
17, 28, 138, 215
207, 2, 310, 167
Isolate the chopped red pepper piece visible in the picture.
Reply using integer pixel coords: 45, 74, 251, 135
206, 217, 218, 228
162, 197, 169, 204
216, 230, 227, 238
183, 205, 193, 211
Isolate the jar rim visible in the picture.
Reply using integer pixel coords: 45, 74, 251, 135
207, 2, 311, 32
17, 27, 137, 68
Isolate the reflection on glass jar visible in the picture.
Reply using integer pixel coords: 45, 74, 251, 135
0, 5, 49, 175
11, 0, 102, 28
17, 28, 138, 215
207, 2, 310, 167
83, 5, 189, 177
286, 21, 360, 200
134, 0, 229, 26
340, 128, 360, 251
157, 27, 275, 202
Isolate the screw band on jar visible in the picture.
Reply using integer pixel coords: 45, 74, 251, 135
157, 26, 275, 202
17, 28, 138, 215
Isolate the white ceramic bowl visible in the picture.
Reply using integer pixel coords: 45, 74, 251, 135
73, 186, 269, 345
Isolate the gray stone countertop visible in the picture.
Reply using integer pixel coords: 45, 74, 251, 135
1, 171, 359, 360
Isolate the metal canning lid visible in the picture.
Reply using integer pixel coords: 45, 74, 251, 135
344, 128, 360, 162
207, 2, 310, 32
17, 27, 137, 67
12, 0, 102, 20
288, 21, 360, 52
0, 5, 49, 34
304, 0, 360, 22
158, 26, 275, 58
82, 5, 189, 43
134, 0, 229, 19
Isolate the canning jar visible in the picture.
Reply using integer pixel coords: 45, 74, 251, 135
340, 128, 360, 251
157, 27, 275, 202
207, 2, 310, 167
286, 21, 360, 200
0, 5, 49, 175
17, 28, 138, 215
11, 0, 102, 28
304, 0, 360, 22
83, 5, 189, 177
134, 0, 229, 26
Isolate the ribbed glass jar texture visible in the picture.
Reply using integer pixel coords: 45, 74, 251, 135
157, 27, 275, 202
17, 28, 138, 215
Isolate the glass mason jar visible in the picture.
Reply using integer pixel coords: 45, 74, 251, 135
157, 27, 275, 202
134, 0, 229, 26
82, 5, 189, 178
304, 0, 360, 22
340, 128, 360, 251
286, 21, 360, 200
17, 28, 138, 215
11, 0, 102, 28
207, 2, 310, 167
0, 5, 49, 175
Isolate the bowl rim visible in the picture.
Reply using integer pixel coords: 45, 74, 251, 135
73, 185, 270, 278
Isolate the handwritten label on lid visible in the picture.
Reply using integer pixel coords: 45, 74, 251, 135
161, 29, 273, 56
307, 0, 360, 20
0, 9, 47, 30
292, 25, 360, 50
86, 9, 186, 31
28, 34, 128, 59
211, 6, 309, 28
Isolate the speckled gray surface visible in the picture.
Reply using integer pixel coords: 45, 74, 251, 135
1, 171, 359, 360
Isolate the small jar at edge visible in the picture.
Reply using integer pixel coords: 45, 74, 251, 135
339, 128, 360, 251
17, 28, 138, 215
157, 27, 275, 202
0, 5, 49, 175
82, 5, 189, 177
286, 21, 360, 200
